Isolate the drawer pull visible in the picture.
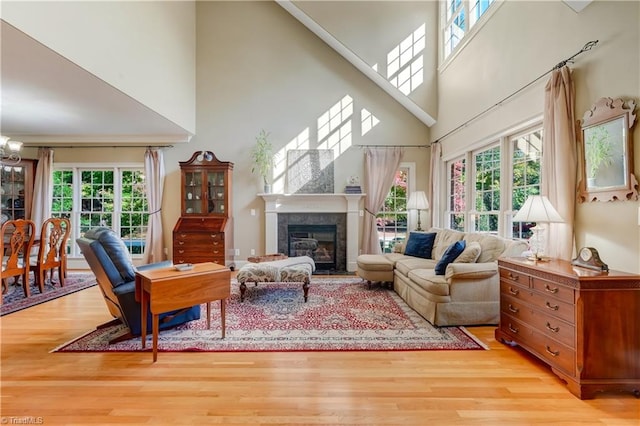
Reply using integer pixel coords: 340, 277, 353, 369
508, 304, 519, 313
545, 346, 560, 357
508, 324, 519, 334
178, 250, 184, 254
507, 272, 519, 281
508, 287, 519, 296
178, 241, 185, 245
544, 284, 559, 294
545, 302, 559, 311
545, 322, 560, 333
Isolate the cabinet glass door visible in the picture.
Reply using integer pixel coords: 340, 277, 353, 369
206, 171, 225, 214
1, 165, 26, 220
184, 171, 203, 214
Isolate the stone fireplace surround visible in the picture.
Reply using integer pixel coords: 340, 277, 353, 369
259, 193, 364, 272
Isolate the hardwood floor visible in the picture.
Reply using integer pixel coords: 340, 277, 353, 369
1, 277, 638, 425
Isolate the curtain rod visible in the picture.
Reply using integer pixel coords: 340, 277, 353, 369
24, 144, 174, 149
433, 40, 599, 145
355, 144, 429, 148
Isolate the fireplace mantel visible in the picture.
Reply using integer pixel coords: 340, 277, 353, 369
259, 193, 365, 272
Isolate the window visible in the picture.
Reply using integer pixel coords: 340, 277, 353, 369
510, 129, 542, 239
442, 0, 496, 60
52, 165, 149, 259
445, 126, 542, 239
448, 158, 466, 231
377, 167, 409, 253
473, 145, 500, 233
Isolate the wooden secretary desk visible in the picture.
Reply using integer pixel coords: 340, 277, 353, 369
172, 151, 234, 267
495, 257, 640, 399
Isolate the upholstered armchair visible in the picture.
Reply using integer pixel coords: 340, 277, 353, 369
77, 227, 200, 343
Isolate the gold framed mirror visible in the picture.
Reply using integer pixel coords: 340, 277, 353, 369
578, 97, 638, 202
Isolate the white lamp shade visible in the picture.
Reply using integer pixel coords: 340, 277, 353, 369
512, 195, 564, 223
407, 191, 429, 210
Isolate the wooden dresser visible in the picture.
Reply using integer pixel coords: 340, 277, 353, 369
495, 257, 640, 399
172, 151, 233, 266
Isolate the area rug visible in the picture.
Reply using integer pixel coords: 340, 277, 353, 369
1, 272, 97, 316
53, 278, 487, 353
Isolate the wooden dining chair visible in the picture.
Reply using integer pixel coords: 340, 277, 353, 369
29, 217, 71, 293
1, 218, 36, 299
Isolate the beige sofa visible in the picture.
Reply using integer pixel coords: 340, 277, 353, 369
357, 228, 527, 326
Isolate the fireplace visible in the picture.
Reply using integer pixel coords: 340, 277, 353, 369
278, 213, 346, 272
288, 224, 337, 271
260, 193, 364, 272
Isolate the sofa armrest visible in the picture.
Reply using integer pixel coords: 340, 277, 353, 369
445, 262, 498, 281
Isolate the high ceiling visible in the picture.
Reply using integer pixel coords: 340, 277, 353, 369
0, 20, 191, 146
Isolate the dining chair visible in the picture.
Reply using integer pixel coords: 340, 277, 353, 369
1, 218, 36, 299
29, 217, 71, 293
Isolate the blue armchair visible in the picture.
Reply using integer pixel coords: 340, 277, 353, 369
77, 227, 200, 343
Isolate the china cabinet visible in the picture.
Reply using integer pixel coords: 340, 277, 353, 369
1, 160, 36, 224
172, 152, 234, 266
496, 257, 640, 399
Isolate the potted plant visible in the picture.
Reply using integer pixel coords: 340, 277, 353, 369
585, 126, 614, 186
251, 130, 276, 193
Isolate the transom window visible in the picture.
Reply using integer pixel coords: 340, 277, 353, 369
52, 165, 149, 259
442, 0, 496, 60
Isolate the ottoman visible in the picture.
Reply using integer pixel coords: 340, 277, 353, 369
356, 254, 395, 288
236, 256, 315, 302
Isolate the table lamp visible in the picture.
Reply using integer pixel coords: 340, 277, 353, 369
407, 191, 429, 231
512, 195, 564, 260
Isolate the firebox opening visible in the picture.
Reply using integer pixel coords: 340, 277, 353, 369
288, 224, 337, 272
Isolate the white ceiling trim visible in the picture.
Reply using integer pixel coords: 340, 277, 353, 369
276, 0, 436, 128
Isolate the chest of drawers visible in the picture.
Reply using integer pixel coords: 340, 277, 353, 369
496, 257, 640, 399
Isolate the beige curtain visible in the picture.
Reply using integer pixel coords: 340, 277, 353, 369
30, 148, 54, 237
542, 66, 576, 260
362, 147, 403, 254
143, 148, 165, 264
428, 142, 441, 229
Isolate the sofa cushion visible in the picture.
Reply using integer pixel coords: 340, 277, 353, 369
434, 240, 466, 275
454, 241, 482, 263
430, 228, 465, 260
463, 233, 507, 263
407, 269, 450, 296
395, 257, 438, 276
403, 232, 436, 259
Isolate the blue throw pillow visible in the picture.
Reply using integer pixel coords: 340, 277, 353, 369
434, 240, 466, 275
403, 232, 437, 259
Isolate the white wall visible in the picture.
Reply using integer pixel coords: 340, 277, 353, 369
2, 0, 197, 134
434, 0, 640, 273
293, 0, 438, 121
114, 1, 429, 261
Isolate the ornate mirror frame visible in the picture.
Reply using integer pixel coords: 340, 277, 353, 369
577, 97, 638, 202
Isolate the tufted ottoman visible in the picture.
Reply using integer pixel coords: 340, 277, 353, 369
356, 254, 395, 288
236, 256, 315, 302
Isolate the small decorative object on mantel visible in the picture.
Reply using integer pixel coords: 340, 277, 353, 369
344, 175, 362, 193
571, 246, 609, 271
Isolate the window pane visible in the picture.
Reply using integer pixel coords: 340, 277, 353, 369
120, 170, 148, 255
448, 159, 466, 231
377, 169, 408, 253
474, 146, 500, 233
511, 130, 543, 239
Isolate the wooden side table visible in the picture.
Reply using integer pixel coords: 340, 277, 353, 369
135, 262, 230, 362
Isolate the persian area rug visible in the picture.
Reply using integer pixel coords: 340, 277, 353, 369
1, 272, 97, 316
53, 277, 487, 353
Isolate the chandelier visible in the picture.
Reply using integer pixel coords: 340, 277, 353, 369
0, 136, 23, 165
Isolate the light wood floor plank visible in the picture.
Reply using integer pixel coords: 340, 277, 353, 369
1, 278, 638, 425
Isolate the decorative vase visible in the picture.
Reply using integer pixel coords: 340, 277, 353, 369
263, 183, 272, 194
